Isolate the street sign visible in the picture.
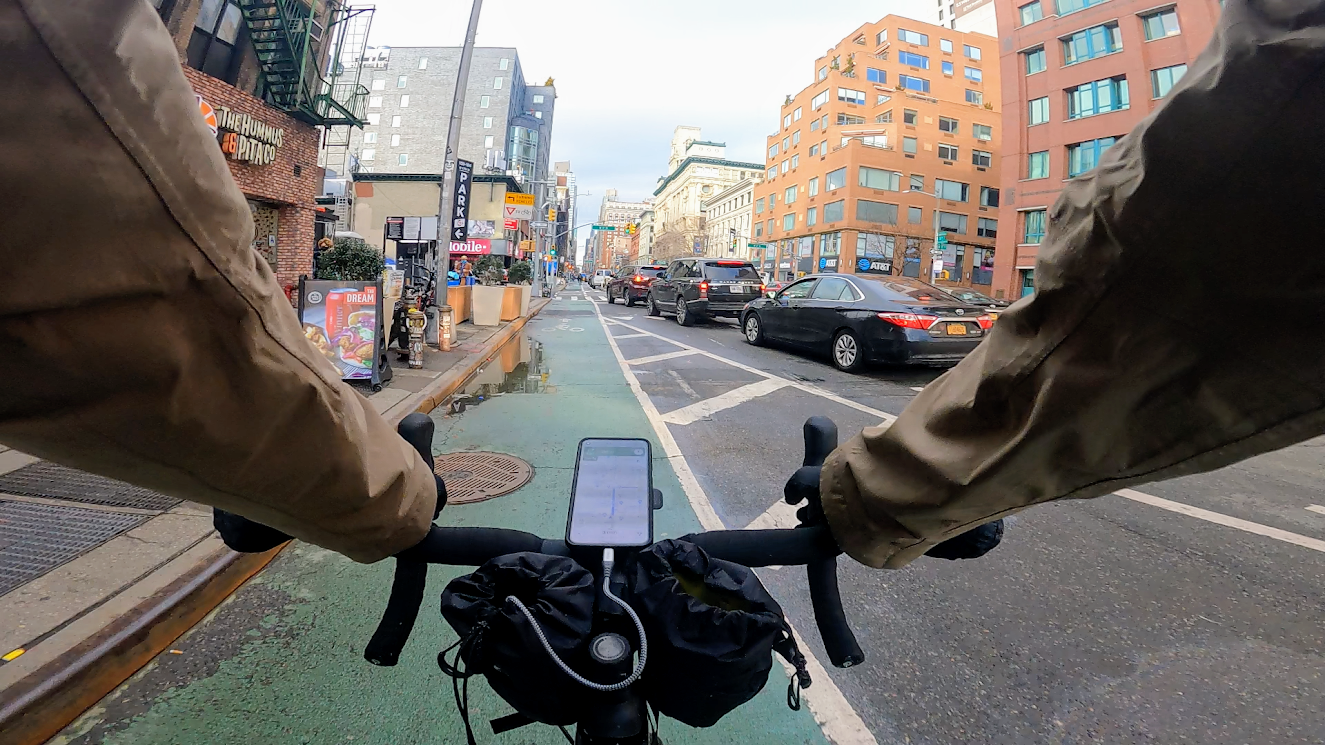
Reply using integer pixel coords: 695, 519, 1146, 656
936, 231, 948, 246
748, 242, 768, 249
531, 220, 549, 228
449, 159, 473, 242
504, 192, 535, 221
591, 225, 617, 231
503, 218, 518, 230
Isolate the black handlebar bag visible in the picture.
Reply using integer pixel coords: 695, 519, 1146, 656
440, 552, 596, 726
627, 539, 810, 727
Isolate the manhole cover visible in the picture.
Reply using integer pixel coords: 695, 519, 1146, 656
434, 452, 533, 505
0, 462, 180, 512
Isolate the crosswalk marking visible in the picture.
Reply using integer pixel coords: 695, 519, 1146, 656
624, 349, 698, 366
659, 378, 791, 426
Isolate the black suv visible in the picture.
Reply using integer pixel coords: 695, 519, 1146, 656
648, 259, 764, 326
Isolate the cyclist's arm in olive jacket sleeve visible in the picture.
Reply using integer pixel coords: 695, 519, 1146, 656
821, 0, 1325, 568
0, 0, 434, 563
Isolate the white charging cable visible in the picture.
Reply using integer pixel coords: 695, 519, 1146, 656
506, 548, 648, 692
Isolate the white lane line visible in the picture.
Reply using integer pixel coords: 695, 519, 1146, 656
667, 370, 701, 399
590, 301, 877, 745
1306, 505, 1325, 516
607, 319, 897, 423
660, 378, 792, 426
625, 349, 697, 366
613, 332, 650, 339
1116, 489, 1325, 554
910, 386, 925, 392
745, 499, 801, 530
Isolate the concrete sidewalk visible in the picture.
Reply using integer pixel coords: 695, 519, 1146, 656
0, 298, 550, 745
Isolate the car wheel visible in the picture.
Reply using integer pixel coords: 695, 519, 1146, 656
607, 287, 617, 304
831, 329, 864, 373
675, 297, 695, 327
743, 314, 765, 346
647, 293, 661, 317
625, 293, 635, 307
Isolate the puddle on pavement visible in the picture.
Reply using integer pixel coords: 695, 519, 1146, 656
440, 332, 550, 416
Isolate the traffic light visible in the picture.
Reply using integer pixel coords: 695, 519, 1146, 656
547, 208, 556, 221
550, 248, 557, 256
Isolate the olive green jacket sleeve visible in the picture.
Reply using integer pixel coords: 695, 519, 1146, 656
0, 0, 434, 563
821, 0, 1325, 568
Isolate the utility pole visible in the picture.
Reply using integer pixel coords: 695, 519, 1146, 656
434, 0, 483, 319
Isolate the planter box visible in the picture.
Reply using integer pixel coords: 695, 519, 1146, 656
499, 286, 521, 321
517, 284, 532, 316
471, 285, 504, 326
447, 285, 472, 323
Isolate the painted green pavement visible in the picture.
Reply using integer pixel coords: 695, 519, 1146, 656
55, 297, 831, 745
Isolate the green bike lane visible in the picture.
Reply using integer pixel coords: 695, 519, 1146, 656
54, 298, 833, 745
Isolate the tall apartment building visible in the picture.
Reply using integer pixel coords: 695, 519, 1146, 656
652, 126, 764, 262
332, 46, 555, 187
753, 16, 1002, 287
554, 161, 576, 262
992, 0, 1219, 298
929, 0, 1000, 34
592, 190, 652, 269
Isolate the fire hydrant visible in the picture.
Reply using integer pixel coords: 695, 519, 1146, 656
405, 308, 428, 369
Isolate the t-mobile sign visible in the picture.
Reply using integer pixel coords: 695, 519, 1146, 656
450, 159, 474, 242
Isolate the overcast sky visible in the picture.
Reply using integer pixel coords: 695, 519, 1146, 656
367, 0, 931, 248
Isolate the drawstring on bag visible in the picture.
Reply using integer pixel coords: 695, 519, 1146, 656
773, 621, 811, 712
437, 619, 489, 745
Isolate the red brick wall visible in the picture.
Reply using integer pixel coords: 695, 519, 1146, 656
182, 67, 323, 289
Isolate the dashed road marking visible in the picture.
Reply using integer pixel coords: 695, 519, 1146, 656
910, 386, 925, 392
1304, 504, 1324, 516
667, 370, 701, 400
613, 332, 650, 339
624, 349, 697, 366
1118, 489, 1325, 554
659, 378, 791, 426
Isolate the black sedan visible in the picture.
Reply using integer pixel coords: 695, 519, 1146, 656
739, 274, 993, 372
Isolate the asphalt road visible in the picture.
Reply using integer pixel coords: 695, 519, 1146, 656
586, 283, 1325, 745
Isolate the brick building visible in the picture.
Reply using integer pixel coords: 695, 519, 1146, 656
753, 15, 1002, 290
151, 0, 370, 292
991, 0, 1220, 298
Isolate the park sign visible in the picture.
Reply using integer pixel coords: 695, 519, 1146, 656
450, 159, 474, 242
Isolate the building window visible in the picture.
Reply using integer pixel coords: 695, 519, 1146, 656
811, 90, 830, 109
391, 134, 401, 146
499, 58, 510, 70
1151, 64, 1188, 97
398, 154, 409, 166
972, 149, 993, 167
966, 89, 983, 105
1019, 1, 1044, 25
533, 94, 545, 103
785, 185, 798, 204
372, 79, 386, 90
418, 58, 428, 70
397, 75, 407, 88
792, 131, 801, 145
781, 213, 794, 231
770, 193, 777, 207
767, 167, 776, 180
484, 135, 495, 148
390, 115, 402, 127
898, 75, 931, 93
901, 109, 922, 128
1025, 47, 1046, 74
369, 96, 383, 108
936, 179, 968, 201
826, 167, 847, 191
186, 0, 244, 83
876, 29, 888, 44
1063, 23, 1123, 65
755, 222, 763, 238
876, 110, 894, 124
837, 113, 866, 126
1055, 0, 1106, 15
783, 136, 790, 150
818, 66, 828, 81
977, 217, 998, 238
781, 160, 790, 174
938, 116, 959, 133
908, 205, 923, 224
1068, 77, 1130, 118
791, 154, 800, 168
484, 116, 493, 128
859, 167, 901, 191
838, 88, 866, 104
480, 95, 490, 108
1028, 96, 1050, 125
1142, 8, 1182, 40
1023, 209, 1046, 244
493, 77, 504, 90
1068, 136, 1118, 176
964, 45, 982, 60
898, 51, 930, 69
824, 200, 845, 222
363, 132, 378, 144
400, 95, 410, 108
867, 67, 887, 84
973, 123, 993, 141
938, 211, 968, 234
980, 186, 999, 207
756, 198, 765, 214
940, 39, 954, 53
794, 107, 803, 121
903, 136, 918, 154
769, 143, 779, 159
898, 28, 929, 45
938, 143, 959, 161
808, 177, 819, 196
942, 60, 955, 75
1028, 150, 1050, 179
807, 207, 818, 227
367, 113, 380, 126
784, 113, 792, 128
910, 174, 924, 191
809, 143, 819, 156
360, 148, 376, 161
857, 200, 899, 225
965, 66, 983, 82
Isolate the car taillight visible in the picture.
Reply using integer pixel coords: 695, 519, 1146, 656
759, 283, 766, 294
699, 281, 709, 299
877, 312, 938, 329
633, 275, 644, 283
976, 314, 994, 329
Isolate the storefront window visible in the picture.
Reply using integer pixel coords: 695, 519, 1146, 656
972, 247, 995, 284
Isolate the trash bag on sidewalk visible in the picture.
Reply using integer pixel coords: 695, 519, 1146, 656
626, 539, 810, 727
439, 552, 596, 727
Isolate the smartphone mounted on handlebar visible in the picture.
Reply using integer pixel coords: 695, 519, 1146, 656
567, 438, 654, 549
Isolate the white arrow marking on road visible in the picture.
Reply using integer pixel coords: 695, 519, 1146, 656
659, 378, 790, 426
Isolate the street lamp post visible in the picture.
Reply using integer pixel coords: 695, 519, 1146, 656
903, 188, 943, 280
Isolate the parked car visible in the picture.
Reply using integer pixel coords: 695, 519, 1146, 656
590, 269, 614, 289
739, 274, 992, 372
606, 265, 667, 306
648, 259, 764, 326
943, 288, 1010, 319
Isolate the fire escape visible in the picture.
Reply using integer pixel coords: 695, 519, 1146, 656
236, 0, 373, 127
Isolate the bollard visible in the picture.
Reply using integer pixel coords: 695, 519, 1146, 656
406, 309, 429, 368
435, 304, 455, 352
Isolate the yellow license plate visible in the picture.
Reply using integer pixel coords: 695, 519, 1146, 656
946, 323, 968, 335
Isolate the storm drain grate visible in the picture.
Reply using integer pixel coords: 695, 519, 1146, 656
434, 452, 533, 505
0, 500, 147, 595
0, 462, 180, 512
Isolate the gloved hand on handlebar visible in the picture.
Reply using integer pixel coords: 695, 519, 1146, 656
785, 465, 1002, 563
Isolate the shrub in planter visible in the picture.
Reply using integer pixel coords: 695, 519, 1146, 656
314, 237, 384, 281
507, 260, 532, 284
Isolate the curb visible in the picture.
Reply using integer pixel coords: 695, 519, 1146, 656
0, 301, 552, 744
